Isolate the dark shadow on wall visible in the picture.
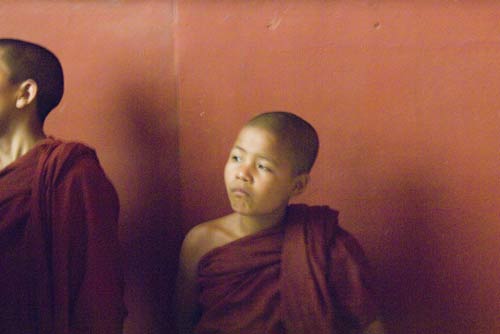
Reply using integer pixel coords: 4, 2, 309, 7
113, 81, 182, 334
373, 169, 463, 334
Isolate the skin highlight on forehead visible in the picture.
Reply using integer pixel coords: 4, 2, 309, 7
0, 50, 11, 77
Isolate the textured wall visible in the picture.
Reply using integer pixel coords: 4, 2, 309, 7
176, 2, 500, 333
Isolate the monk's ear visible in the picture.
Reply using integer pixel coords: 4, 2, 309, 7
15, 79, 38, 109
291, 173, 309, 197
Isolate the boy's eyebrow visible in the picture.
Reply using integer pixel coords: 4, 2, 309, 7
233, 145, 246, 152
233, 145, 279, 165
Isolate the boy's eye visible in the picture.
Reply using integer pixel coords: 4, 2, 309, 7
231, 155, 242, 162
257, 163, 272, 172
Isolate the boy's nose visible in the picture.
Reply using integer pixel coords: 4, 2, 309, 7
236, 165, 252, 182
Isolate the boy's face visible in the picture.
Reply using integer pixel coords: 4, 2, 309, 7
224, 125, 306, 217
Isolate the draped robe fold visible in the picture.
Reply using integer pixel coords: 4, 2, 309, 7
196, 204, 378, 334
0, 138, 126, 333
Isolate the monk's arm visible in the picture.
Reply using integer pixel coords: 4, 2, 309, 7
52, 154, 126, 333
175, 227, 205, 334
329, 229, 385, 334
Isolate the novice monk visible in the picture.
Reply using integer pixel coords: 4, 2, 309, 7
0, 39, 126, 333
176, 111, 385, 334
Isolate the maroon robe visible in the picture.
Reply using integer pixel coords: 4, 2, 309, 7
0, 138, 126, 333
196, 204, 378, 333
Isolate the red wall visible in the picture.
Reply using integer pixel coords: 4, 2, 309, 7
0, 2, 180, 333
2, 1, 500, 334
176, 2, 500, 334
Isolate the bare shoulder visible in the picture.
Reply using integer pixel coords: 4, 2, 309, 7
180, 214, 237, 265
176, 217, 239, 332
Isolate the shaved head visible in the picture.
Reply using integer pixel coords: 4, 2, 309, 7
0, 39, 64, 122
245, 111, 319, 175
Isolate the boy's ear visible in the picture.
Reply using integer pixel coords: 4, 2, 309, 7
15, 79, 38, 109
291, 173, 310, 197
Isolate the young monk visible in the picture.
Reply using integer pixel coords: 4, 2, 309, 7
176, 111, 385, 333
0, 39, 126, 333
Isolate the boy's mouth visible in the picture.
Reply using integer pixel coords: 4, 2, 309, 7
230, 187, 250, 196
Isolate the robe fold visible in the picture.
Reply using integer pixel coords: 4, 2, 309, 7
0, 138, 126, 333
196, 204, 378, 334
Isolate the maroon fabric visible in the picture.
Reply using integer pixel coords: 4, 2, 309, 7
196, 204, 378, 334
0, 138, 126, 334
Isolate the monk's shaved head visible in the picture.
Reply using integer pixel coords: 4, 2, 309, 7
0, 39, 64, 122
245, 111, 319, 175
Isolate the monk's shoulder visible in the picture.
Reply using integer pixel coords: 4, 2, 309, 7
184, 215, 230, 243
181, 215, 234, 262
